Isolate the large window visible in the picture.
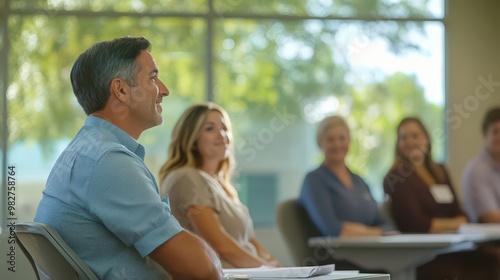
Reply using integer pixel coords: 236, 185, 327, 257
1, 0, 445, 232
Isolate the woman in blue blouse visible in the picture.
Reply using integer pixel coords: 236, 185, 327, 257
299, 115, 386, 237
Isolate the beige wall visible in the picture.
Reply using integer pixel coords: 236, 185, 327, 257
447, 0, 500, 200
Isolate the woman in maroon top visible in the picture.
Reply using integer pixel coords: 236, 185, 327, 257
383, 117, 467, 233
384, 117, 500, 280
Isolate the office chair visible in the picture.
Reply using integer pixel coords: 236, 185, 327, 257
277, 199, 374, 270
15, 222, 99, 280
379, 198, 397, 230
276, 199, 335, 266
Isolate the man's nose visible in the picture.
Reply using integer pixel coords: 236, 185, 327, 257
158, 79, 169, 97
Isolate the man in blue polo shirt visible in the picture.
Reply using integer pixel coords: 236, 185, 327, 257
34, 36, 222, 279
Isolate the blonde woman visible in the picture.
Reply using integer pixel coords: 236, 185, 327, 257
159, 102, 279, 268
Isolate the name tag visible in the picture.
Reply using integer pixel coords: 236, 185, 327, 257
429, 184, 454, 204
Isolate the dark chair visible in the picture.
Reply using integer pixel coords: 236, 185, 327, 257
15, 222, 98, 280
277, 199, 390, 272
276, 199, 365, 268
276, 199, 323, 266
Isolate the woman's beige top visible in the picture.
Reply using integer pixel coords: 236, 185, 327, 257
160, 166, 257, 268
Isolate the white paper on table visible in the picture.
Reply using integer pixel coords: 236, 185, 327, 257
223, 264, 337, 278
459, 223, 500, 235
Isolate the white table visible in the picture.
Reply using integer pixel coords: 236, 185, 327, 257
309, 233, 491, 280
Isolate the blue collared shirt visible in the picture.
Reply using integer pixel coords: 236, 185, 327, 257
35, 116, 183, 279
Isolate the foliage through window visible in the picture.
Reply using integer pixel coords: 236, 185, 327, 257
1, 0, 445, 228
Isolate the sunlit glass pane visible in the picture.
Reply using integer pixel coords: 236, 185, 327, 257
10, 0, 208, 13
215, 0, 444, 19
214, 19, 444, 204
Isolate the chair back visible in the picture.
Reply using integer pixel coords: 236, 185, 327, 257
380, 198, 397, 231
15, 222, 99, 280
276, 199, 327, 266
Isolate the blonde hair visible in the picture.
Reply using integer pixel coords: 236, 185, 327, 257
159, 102, 237, 199
316, 115, 350, 147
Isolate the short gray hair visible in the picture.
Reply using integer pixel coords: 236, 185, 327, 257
70, 36, 152, 115
316, 115, 350, 147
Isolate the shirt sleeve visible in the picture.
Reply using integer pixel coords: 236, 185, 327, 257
166, 169, 221, 213
462, 163, 499, 221
87, 149, 183, 258
299, 172, 343, 236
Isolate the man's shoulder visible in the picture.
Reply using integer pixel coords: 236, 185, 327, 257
463, 153, 490, 175
68, 127, 131, 161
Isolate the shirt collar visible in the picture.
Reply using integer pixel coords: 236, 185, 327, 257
320, 163, 353, 176
85, 116, 146, 160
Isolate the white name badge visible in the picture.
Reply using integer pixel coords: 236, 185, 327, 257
429, 184, 454, 204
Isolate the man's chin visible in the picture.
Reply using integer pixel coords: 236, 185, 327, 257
146, 116, 163, 129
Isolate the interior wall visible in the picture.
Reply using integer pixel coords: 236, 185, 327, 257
447, 0, 500, 201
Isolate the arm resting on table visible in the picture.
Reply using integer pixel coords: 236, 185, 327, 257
479, 211, 500, 223
429, 215, 468, 233
249, 236, 281, 267
340, 222, 382, 237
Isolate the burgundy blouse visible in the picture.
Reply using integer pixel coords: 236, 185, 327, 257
383, 163, 465, 233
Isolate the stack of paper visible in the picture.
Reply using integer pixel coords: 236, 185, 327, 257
223, 264, 344, 278
459, 223, 500, 235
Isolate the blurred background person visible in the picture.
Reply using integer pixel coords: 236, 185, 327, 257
384, 117, 500, 280
300, 115, 389, 237
462, 107, 500, 223
383, 117, 467, 233
159, 102, 280, 268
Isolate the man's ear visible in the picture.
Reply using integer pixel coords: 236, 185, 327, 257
109, 78, 130, 102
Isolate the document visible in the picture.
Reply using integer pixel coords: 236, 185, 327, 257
459, 223, 500, 235
223, 264, 340, 278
